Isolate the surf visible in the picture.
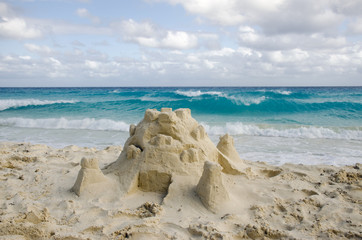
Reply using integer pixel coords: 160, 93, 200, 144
0, 117, 130, 131
0, 99, 77, 111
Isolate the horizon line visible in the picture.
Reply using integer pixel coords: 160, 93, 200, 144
0, 85, 361, 88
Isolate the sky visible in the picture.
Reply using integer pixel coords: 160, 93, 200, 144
0, 0, 362, 87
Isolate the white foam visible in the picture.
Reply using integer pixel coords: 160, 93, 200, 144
109, 89, 120, 93
225, 95, 266, 106
202, 122, 362, 140
257, 89, 292, 95
175, 90, 266, 106
0, 117, 130, 131
0, 99, 77, 111
274, 90, 292, 95
175, 90, 223, 97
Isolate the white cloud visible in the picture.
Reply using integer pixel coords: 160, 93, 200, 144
161, 31, 198, 49
1, 42, 361, 86
19, 56, 32, 60
0, 1, 361, 86
76, 8, 100, 24
116, 19, 157, 37
49, 57, 61, 66
0, 2, 13, 16
0, 17, 43, 39
0, 2, 43, 39
204, 48, 235, 57
24, 43, 53, 55
164, 0, 245, 25
111, 19, 198, 49
331, 0, 362, 16
238, 26, 347, 51
159, 0, 353, 36
257, 1, 344, 35
204, 59, 216, 69
49, 21, 111, 35
348, 18, 362, 34
76, 8, 88, 18
85, 60, 100, 69
266, 49, 309, 63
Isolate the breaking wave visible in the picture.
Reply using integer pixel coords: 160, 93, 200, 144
174, 90, 266, 106
0, 99, 77, 111
0, 117, 130, 131
175, 90, 223, 97
202, 122, 362, 140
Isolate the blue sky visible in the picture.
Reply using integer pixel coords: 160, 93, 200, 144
0, 0, 361, 87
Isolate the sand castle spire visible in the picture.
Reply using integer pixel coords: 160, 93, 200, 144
71, 157, 109, 196
196, 161, 229, 213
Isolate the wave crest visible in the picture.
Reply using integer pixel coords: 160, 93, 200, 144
0, 99, 77, 111
175, 90, 223, 97
202, 122, 362, 140
0, 117, 130, 131
226, 95, 266, 106
175, 90, 266, 106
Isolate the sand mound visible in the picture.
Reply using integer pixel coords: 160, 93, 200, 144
71, 157, 109, 196
100, 108, 244, 200
196, 161, 229, 212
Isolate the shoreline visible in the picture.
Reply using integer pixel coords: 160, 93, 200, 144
1, 141, 361, 239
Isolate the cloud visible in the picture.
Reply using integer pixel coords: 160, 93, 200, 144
0, 54, 67, 80
76, 8, 100, 24
85, 60, 100, 69
47, 21, 111, 35
0, 2, 12, 15
0, 17, 42, 39
347, 18, 362, 34
161, 0, 245, 25
238, 26, 347, 51
161, 31, 198, 49
255, 0, 343, 35
111, 19, 198, 49
156, 0, 280, 26
158, 0, 356, 36
0, 0, 361, 87
331, 0, 362, 16
1, 42, 361, 86
71, 40, 85, 47
0, 2, 43, 39
24, 43, 53, 55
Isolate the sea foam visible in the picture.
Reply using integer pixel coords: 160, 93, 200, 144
0, 99, 77, 111
175, 90, 223, 97
202, 122, 362, 140
0, 117, 130, 131
175, 90, 266, 106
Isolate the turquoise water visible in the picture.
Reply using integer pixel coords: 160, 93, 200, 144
0, 87, 361, 165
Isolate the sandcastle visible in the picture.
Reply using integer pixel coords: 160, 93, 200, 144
72, 108, 246, 212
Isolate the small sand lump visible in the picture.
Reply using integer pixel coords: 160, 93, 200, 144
72, 157, 108, 196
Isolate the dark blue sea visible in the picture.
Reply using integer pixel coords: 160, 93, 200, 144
0, 87, 361, 165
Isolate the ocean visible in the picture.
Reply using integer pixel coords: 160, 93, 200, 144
0, 87, 361, 166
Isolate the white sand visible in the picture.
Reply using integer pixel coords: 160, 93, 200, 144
0, 108, 361, 239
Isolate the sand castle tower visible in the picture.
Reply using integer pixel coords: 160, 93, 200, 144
73, 108, 245, 211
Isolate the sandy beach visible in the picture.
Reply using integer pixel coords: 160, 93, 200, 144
2, 0, 362, 237
0, 108, 361, 240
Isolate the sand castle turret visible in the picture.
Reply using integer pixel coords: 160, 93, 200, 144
217, 134, 247, 175
196, 161, 229, 213
72, 157, 109, 196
